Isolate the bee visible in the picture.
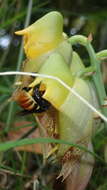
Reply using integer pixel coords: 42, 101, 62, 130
12, 83, 51, 115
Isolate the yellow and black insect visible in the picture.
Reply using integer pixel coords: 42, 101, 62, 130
13, 83, 51, 115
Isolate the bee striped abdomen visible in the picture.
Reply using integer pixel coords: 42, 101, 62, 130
12, 82, 51, 115
13, 89, 37, 111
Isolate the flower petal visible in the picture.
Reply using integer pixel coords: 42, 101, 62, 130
29, 52, 74, 108
15, 11, 64, 59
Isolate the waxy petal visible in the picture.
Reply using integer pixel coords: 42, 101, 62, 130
29, 53, 74, 108
57, 77, 93, 157
15, 11, 64, 59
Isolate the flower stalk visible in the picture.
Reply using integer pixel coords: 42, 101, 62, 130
68, 35, 107, 130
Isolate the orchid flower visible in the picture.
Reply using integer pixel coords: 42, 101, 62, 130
13, 11, 101, 189
15, 11, 72, 86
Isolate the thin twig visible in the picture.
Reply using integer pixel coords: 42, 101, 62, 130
0, 71, 107, 123
0, 168, 31, 178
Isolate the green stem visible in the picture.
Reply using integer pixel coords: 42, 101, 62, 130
96, 50, 107, 59
86, 43, 106, 103
5, 0, 33, 134
68, 35, 107, 127
16, 0, 33, 72
21, 151, 27, 174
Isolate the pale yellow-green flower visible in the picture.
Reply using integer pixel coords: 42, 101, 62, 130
15, 11, 65, 59
13, 11, 99, 184
15, 11, 72, 86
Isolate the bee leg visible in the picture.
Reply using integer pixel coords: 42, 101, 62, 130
17, 109, 35, 116
22, 87, 32, 92
33, 107, 46, 113
46, 145, 59, 159
18, 104, 38, 116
